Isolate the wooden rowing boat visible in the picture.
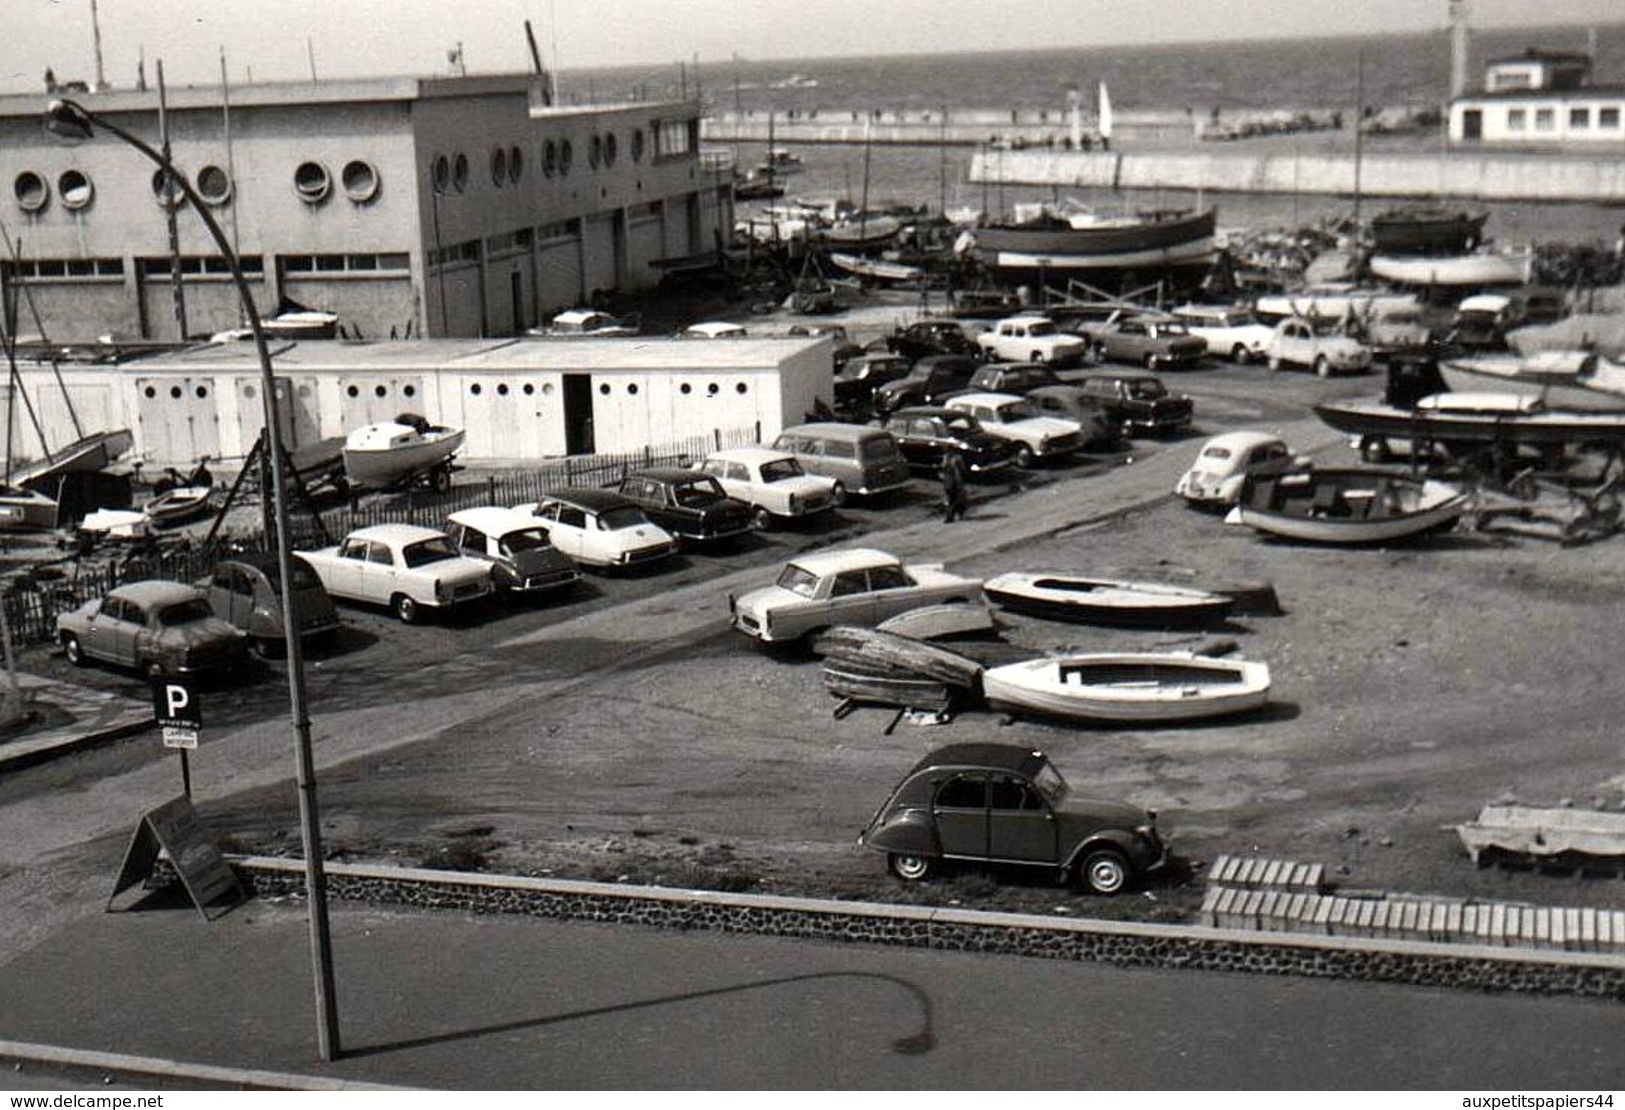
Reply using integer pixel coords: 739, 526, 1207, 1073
1227, 467, 1471, 545
984, 572, 1235, 627
981, 651, 1271, 724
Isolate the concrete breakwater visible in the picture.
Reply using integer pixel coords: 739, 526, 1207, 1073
704, 107, 1197, 149
966, 148, 1625, 204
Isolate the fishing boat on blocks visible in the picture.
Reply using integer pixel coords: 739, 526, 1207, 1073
959, 207, 1218, 284
984, 572, 1234, 627
981, 651, 1271, 725
1226, 467, 1472, 545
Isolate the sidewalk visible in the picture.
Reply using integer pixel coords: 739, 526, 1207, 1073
0, 671, 151, 771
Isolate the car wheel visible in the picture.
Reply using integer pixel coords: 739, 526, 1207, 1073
1030, 350, 1044, 364
751, 506, 773, 531
1314, 355, 1333, 378
1079, 847, 1131, 895
1231, 344, 1251, 365
392, 594, 420, 624
829, 481, 847, 507
1267, 355, 1283, 372
1013, 443, 1035, 469
61, 633, 86, 667
889, 853, 934, 882
431, 465, 452, 493
1144, 353, 1158, 370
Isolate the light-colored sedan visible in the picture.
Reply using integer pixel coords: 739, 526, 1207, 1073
298, 523, 494, 623
944, 392, 1085, 467
729, 548, 983, 643
697, 447, 841, 527
56, 580, 247, 676
1171, 304, 1277, 364
1175, 431, 1297, 507
514, 489, 676, 569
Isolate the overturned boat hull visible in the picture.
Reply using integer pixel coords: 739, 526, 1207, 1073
985, 572, 1234, 627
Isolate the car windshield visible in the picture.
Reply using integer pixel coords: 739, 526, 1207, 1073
597, 506, 649, 530
1031, 760, 1068, 805
402, 537, 460, 567
1125, 379, 1167, 399
672, 478, 723, 505
775, 563, 820, 597
499, 527, 553, 555
759, 458, 805, 482
156, 599, 214, 626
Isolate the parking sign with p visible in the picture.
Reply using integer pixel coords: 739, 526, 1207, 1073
152, 677, 202, 749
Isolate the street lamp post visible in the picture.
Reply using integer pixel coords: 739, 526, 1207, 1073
45, 98, 341, 1061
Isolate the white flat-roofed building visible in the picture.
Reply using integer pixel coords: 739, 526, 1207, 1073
3, 335, 832, 468
0, 75, 732, 343
1449, 49, 1625, 148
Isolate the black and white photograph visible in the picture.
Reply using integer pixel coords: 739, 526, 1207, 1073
1, 0, 1624, 1095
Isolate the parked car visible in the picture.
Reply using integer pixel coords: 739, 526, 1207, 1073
1021, 385, 1127, 450
974, 316, 1088, 366
1056, 372, 1194, 438
728, 548, 982, 643
962, 361, 1063, 397
944, 392, 1085, 467
771, 423, 911, 500
886, 319, 979, 362
56, 580, 248, 677
1265, 317, 1373, 376
884, 406, 1021, 475
299, 523, 495, 623
444, 506, 582, 594
858, 742, 1167, 893
871, 355, 979, 416
1356, 303, 1433, 362
1174, 430, 1299, 507
526, 308, 639, 337
1170, 304, 1276, 364
832, 353, 912, 416
205, 553, 341, 655
514, 490, 677, 569
613, 468, 756, 543
1089, 315, 1207, 370
697, 447, 840, 526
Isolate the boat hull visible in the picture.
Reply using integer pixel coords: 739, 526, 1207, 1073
343, 426, 465, 487
1370, 209, 1488, 255
984, 572, 1234, 627
967, 209, 1218, 276
7, 429, 134, 488
1368, 252, 1527, 287
982, 652, 1271, 724
1231, 467, 1471, 545
1438, 354, 1625, 412
1314, 399, 1625, 448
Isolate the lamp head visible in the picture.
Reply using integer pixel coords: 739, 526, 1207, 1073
44, 99, 95, 143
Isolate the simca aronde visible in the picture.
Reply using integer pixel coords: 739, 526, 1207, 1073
57, 580, 247, 677
859, 743, 1166, 893
729, 548, 981, 643
697, 448, 840, 527
299, 523, 494, 623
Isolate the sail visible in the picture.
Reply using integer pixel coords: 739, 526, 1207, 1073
1098, 81, 1114, 141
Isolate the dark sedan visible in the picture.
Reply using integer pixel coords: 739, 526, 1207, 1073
615, 468, 757, 543
886, 319, 979, 362
859, 742, 1166, 894
884, 406, 1020, 475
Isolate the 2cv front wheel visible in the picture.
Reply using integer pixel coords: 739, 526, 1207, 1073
889, 853, 934, 882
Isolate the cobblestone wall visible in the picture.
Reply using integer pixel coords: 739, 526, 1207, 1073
225, 858, 1625, 1002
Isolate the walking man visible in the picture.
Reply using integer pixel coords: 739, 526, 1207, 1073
940, 449, 969, 523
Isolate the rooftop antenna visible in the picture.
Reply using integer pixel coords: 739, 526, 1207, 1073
523, 20, 553, 105
306, 36, 318, 83
89, 0, 107, 91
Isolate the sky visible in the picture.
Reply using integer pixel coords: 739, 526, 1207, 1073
3, 0, 1622, 94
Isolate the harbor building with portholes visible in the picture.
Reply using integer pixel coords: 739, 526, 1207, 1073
0, 74, 733, 344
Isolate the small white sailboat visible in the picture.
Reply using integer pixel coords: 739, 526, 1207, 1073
342, 415, 464, 490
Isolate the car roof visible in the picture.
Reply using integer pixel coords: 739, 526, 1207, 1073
448, 505, 544, 532
785, 547, 900, 575
778, 422, 889, 439
890, 405, 963, 419
344, 523, 449, 544
949, 391, 1025, 406
707, 447, 794, 465
685, 321, 748, 336
541, 488, 635, 511
110, 580, 207, 606
625, 466, 716, 483
218, 552, 319, 576
905, 743, 1048, 778
1200, 430, 1286, 453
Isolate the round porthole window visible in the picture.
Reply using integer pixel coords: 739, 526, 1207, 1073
736, 382, 748, 394
58, 169, 93, 210
169, 385, 183, 399
497, 383, 510, 396
243, 384, 257, 399
432, 155, 450, 193
543, 140, 557, 178
604, 133, 618, 166
403, 384, 416, 397
294, 161, 331, 204
491, 148, 507, 187
542, 382, 555, 396
14, 171, 48, 212
632, 129, 645, 162
195, 165, 232, 205
471, 383, 483, 396
143, 386, 156, 399
589, 135, 602, 169
508, 146, 523, 183
680, 383, 692, 395
559, 140, 572, 175
346, 385, 360, 398
627, 383, 638, 395
452, 153, 469, 192
374, 385, 387, 398
342, 159, 380, 203
598, 383, 610, 395
522, 383, 534, 395
151, 168, 186, 209
195, 385, 209, 399
707, 383, 719, 396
